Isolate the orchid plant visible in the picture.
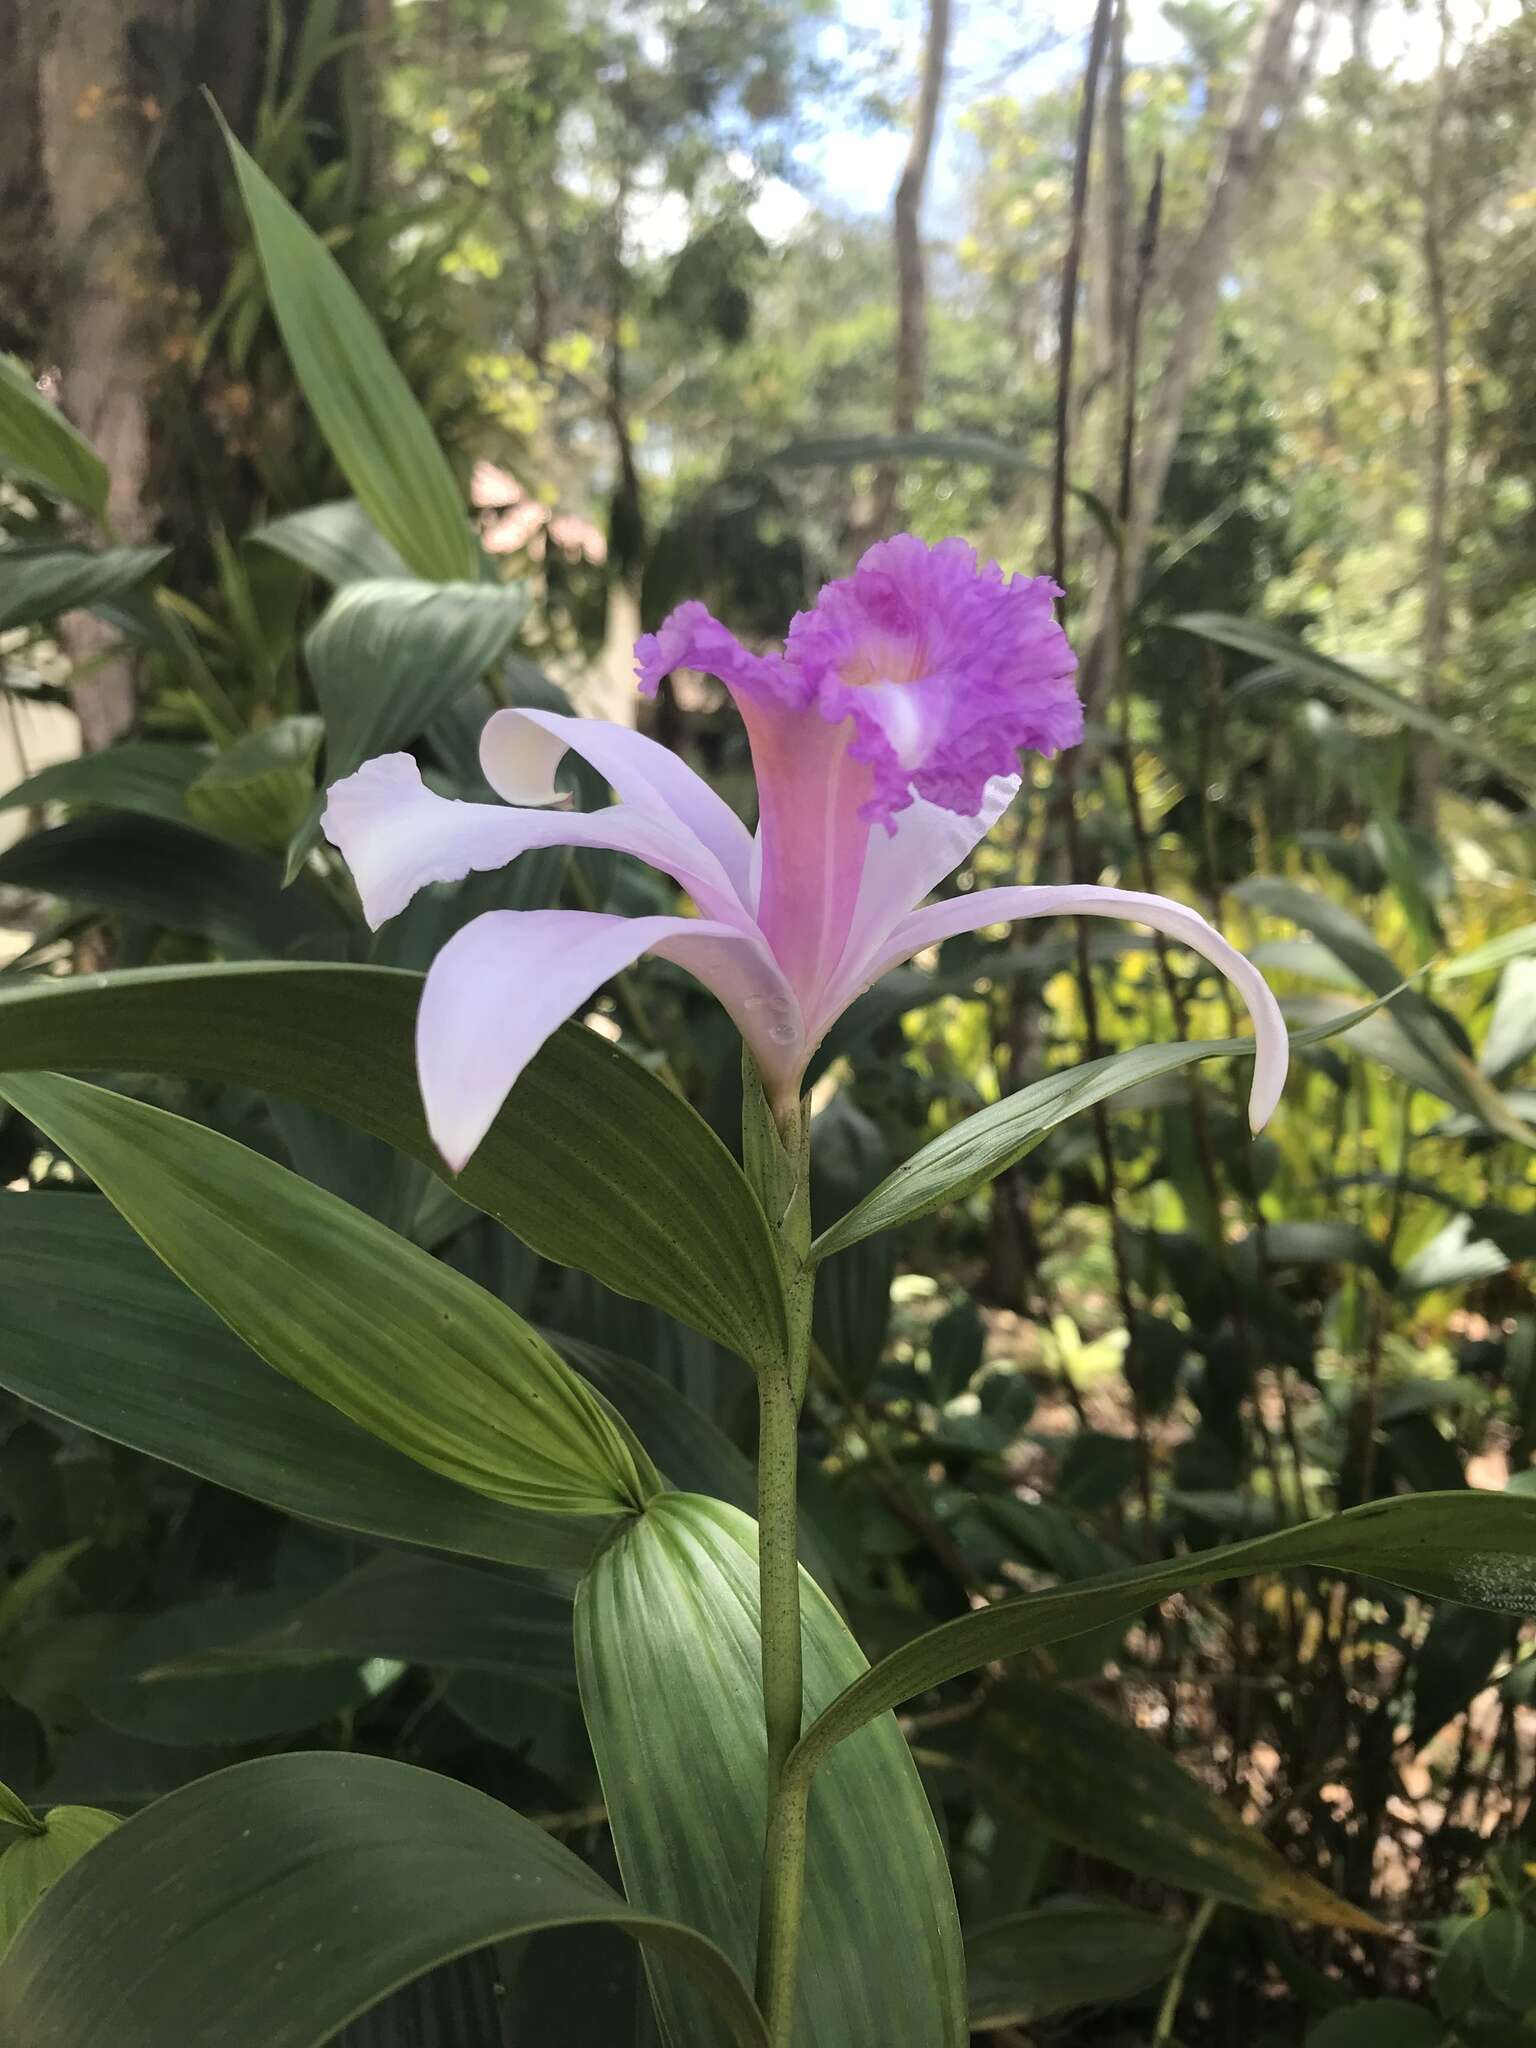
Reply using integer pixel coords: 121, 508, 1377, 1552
320, 535, 1291, 2043
6, 136, 1536, 2048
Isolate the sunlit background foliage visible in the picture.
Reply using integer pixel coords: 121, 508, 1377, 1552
0, 0, 1534, 2040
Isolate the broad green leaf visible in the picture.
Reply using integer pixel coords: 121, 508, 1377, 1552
167, 1553, 576, 1688
576, 1493, 964, 2048
0, 1808, 118, 1955
307, 577, 530, 782
336, 1956, 506, 2048
249, 499, 410, 586
1175, 612, 1527, 785
217, 118, 473, 583
811, 1038, 1251, 1259
0, 743, 209, 825
0, 357, 107, 517
0, 1753, 769, 2047
1305, 2001, 1447, 2047
0, 545, 169, 635
0, 1192, 604, 1571
789, 1489, 1536, 1780
81, 1592, 377, 1747
0, 962, 788, 1370
965, 1900, 1184, 2028
0, 1072, 660, 1520
984, 1682, 1382, 1929
0, 815, 347, 958
184, 717, 322, 851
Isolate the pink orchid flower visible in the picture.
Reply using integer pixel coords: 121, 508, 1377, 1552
322, 535, 1288, 1172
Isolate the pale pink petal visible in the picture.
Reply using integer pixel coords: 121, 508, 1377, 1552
824, 774, 1020, 1021
321, 754, 745, 930
864, 884, 1290, 1131
741, 690, 874, 1029
480, 707, 755, 905
417, 909, 803, 1169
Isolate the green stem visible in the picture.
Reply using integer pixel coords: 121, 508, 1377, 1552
741, 1055, 814, 2040
1153, 1895, 1216, 2046
755, 1768, 811, 2039
757, 1366, 804, 1789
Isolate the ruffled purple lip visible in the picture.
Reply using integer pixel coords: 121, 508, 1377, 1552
637, 534, 1081, 829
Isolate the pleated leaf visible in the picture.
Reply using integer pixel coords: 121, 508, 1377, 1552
0, 544, 169, 635
308, 577, 530, 782
216, 117, 473, 584
0, 962, 788, 1370
0, 1072, 659, 1521
0, 1808, 119, 1955
0, 356, 108, 517
0, 1191, 606, 1571
0, 743, 209, 826
575, 1492, 965, 2048
0, 1753, 768, 2047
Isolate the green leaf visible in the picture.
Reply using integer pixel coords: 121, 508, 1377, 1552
965, 1900, 1184, 2028
789, 1489, 1536, 1780
1397, 1217, 1509, 1295
249, 499, 410, 586
1440, 924, 1536, 982
984, 1682, 1382, 1929
0, 743, 209, 825
0, 962, 788, 1370
170, 1553, 577, 1688
0, 1783, 41, 1843
0, 1808, 118, 1957
215, 117, 473, 583
1259, 913, 1536, 1143
811, 1038, 1252, 1259
184, 717, 323, 851
769, 432, 1117, 540
0, 1072, 660, 1520
1175, 612, 1528, 786
1305, 2000, 1447, 2047
0, 1752, 769, 2047
1482, 959, 1536, 1083
0, 357, 108, 518
0, 1191, 605, 1571
575, 1493, 964, 2048
0, 815, 347, 958
0, 545, 170, 635
307, 577, 530, 783
82, 1592, 377, 1747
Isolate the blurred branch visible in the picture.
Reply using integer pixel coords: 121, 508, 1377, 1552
870, 0, 953, 538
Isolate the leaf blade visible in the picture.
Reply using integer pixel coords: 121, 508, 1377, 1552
0, 1752, 768, 2048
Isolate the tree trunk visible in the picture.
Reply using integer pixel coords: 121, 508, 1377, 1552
37, 0, 184, 749
870, 0, 953, 537
1079, 0, 1307, 717
10, 0, 384, 749
1416, 0, 1454, 825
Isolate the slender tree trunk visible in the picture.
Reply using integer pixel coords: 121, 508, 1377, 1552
869, 0, 952, 537
1416, 0, 1454, 825
1079, 0, 1308, 717
38, 0, 179, 749
8, 0, 385, 750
